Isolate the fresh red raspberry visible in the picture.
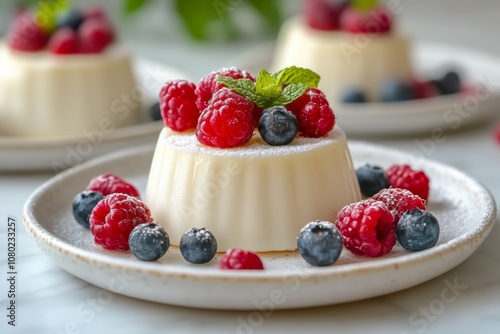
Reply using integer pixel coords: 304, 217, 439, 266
79, 17, 114, 53
340, 6, 392, 34
285, 88, 335, 137
411, 79, 439, 100
196, 88, 255, 148
195, 67, 255, 111
335, 199, 396, 257
386, 164, 430, 201
7, 12, 49, 52
304, 0, 349, 31
86, 173, 141, 198
83, 7, 107, 20
48, 28, 79, 55
372, 188, 426, 222
219, 249, 264, 270
89, 193, 153, 250
159, 80, 200, 131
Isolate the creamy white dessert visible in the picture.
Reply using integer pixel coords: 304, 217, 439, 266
0, 43, 140, 137
271, 17, 413, 103
146, 126, 361, 252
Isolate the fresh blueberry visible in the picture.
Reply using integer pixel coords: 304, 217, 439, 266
431, 71, 461, 95
72, 190, 104, 228
149, 102, 162, 121
129, 223, 170, 261
356, 164, 390, 197
341, 87, 367, 103
297, 220, 343, 266
56, 9, 85, 31
396, 209, 440, 251
258, 106, 298, 145
380, 79, 414, 102
180, 227, 218, 264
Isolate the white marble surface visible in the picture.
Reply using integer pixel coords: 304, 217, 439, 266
2, 0, 500, 333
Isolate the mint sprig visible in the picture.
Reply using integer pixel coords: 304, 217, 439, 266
216, 66, 320, 109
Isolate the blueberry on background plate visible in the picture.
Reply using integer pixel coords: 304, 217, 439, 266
72, 190, 104, 228
396, 208, 440, 251
180, 227, 218, 264
258, 106, 298, 146
129, 223, 170, 261
297, 220, 343, 266
380, 79, 414, 102
356, 164, 390, 197
431, 71, 461, 95
341, 87, 367, 103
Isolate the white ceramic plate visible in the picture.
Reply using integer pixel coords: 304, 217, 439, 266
0, 59, 189, 172
232, 41, 500, 136
22, 141, 496, 310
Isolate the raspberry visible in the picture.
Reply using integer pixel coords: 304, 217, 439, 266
159, 80, 200, 131
285, 88, 335, 137
7, 12, 49, 52
89, 193, 153, 250
304, 0, 349, 31
196, 88, 255, 148
386, 164, 430, 201
335, 199, 396, 257
86, 173, 141, 198
195, 67, 255, 111
48, 28, 79, 55
372, 188, 426, 222
79, 17, 114, 53
219, 249, 264, 270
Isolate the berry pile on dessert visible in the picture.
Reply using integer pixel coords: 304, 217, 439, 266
8, 4, 114, 54
159, 66, 335, 148
272, 0, 465, 104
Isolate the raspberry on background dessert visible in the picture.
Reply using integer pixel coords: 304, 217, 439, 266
145, 66, 362, 252
0, 3, 141, 137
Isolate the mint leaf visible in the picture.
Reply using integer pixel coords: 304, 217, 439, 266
124, 0, 150, 14
256, 69, 281, 100
216, 76, 270, 107
273, 66, 320, 88
351, 0, 378, 11
273, 83, 308, 106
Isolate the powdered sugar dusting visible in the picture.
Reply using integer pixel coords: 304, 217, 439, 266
159, 127, 345, 157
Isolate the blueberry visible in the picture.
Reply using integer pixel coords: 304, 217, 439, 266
179, 227, 218, 264
149, 102, 162, 121
129, 223, 170, 261
297, 220, 343, 266
396, 209, 440, 251
258, 106, 298, 145
380, 79, 414, 102
341, 87, 367, 103
431, 71, 461, 95
356, 164, 390, 197
56, 9, 85, 31
72, 190, 104, 228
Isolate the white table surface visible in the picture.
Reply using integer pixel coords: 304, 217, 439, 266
2, 1, 500, 333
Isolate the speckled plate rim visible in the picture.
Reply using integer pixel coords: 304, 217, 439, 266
22, 142, 496, 284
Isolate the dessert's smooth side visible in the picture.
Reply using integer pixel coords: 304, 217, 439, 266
146, 127, 362, 252
0, 43, 141, 137
272, 17, 413, 103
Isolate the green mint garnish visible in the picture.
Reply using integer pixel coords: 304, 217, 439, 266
216, 66, 320, 109
36, 0, 71, 33
351, 0, 379, 12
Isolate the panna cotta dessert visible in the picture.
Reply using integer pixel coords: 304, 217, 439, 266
271, 0, 415, 103
0, 5, 140, 137
145, 66, 362, 252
